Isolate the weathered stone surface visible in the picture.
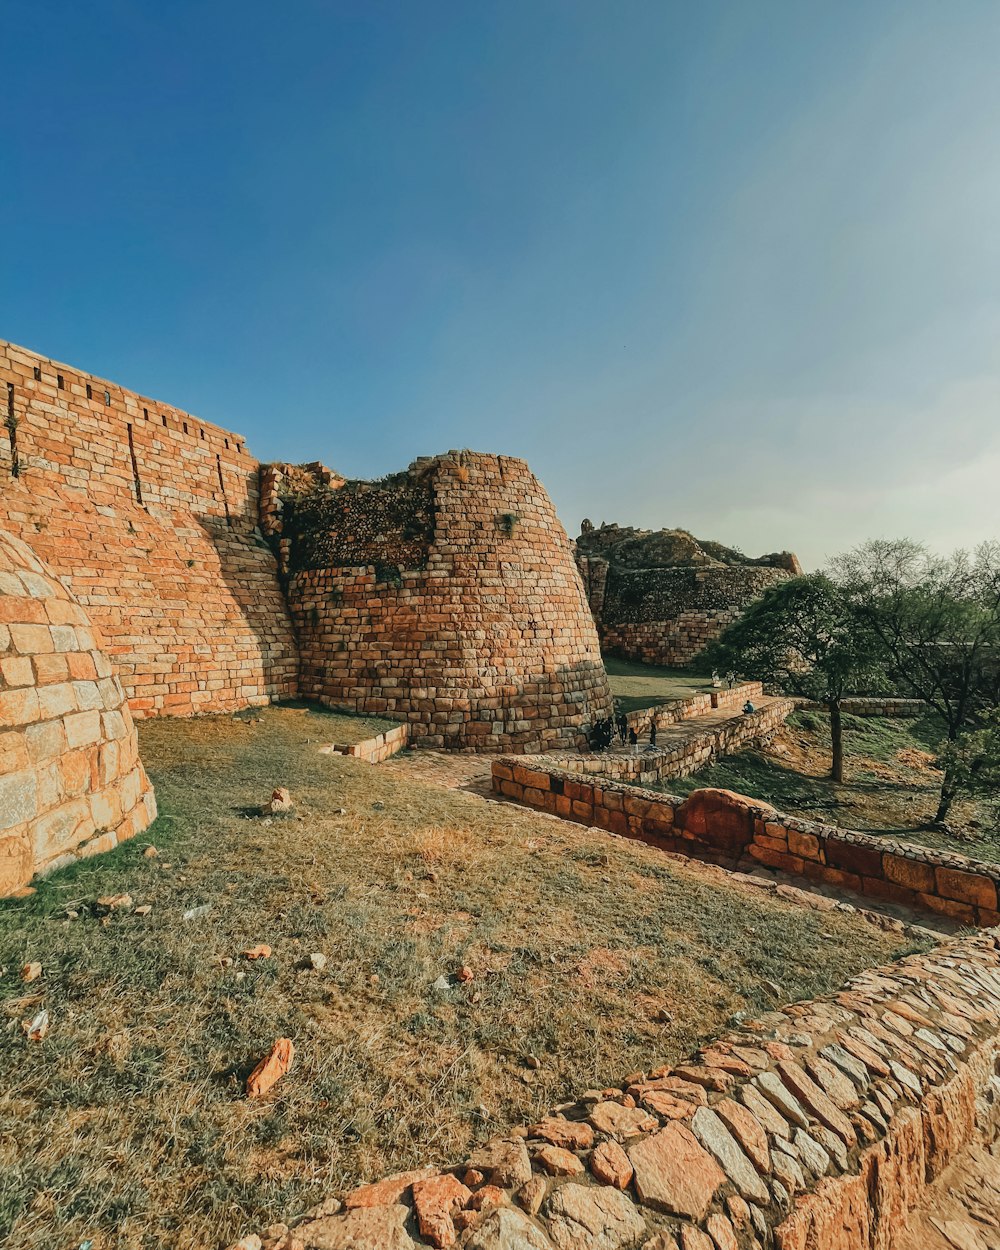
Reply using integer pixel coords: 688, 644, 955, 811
713, 1097, 770, 1175
344, 1168, 435, 1209
465, 1207, 554, 1249
754, 1072, 810, 1129
528, 1118, 595, 1151
775, 1063, 857, 1148
411, 1173, 471, 1247
590, 1140, 633, 1189
690, 1107, 770, 1203
534, 1145, 585, 1177
628, 1123, 725, 1220
544, 1183, 646, 1250
296, 1204, 417, 1249
589, 1101, 658, 1140
469, 1139, 533, 1190
705, 1213, 739, 1250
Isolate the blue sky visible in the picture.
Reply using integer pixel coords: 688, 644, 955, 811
3, 1, 999, 568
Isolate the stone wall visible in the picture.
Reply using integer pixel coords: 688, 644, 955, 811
273, 452, 613, 752
799, 698, 926, 719
528, 694, 792, 787
319, 724, 409, 764
0, 528, 155, 895
623, 682, 764, 737
576, 524, 799, 667
253, 927, 1000, 1250
0, 339, 298, 717
492, 771, 1000, 927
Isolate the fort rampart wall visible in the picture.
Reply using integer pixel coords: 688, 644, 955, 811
0, 340, 297, 717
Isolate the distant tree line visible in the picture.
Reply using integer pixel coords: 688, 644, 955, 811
704, 538, 1000, 832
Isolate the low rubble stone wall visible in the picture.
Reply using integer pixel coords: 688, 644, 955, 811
251, 928, 1000, 1250
518, 697, 793, 788
491, 769, 1000, 928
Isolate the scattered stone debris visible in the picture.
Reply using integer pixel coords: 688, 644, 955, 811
244, 945, 272, 960
247, 1038, 294, 1099
134, 905, 152, 916
182, 903, 211, 922
96, 893, 133, 915
21, 962, 42, 983
143, 845, 159, 858
308, 952, 327, 971
262, 788, 294, 816
456, 965, 474, 983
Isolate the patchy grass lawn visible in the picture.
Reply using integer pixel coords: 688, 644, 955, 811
605, 657, 715, 713
0, 707, 924, 1250
664, 709, 998, 860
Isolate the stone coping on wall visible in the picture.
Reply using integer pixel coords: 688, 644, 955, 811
796, 698, 926, 718
623, 682, 764, 735
248, 928, 1000, 1250
319, 723, 409, 764
491, 765, 1000, 929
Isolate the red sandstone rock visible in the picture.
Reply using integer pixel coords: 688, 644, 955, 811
246, 1038, 294, 1099
544, 1182, 646, 1250
628, 1123, 726, 1220
343, 1167, 436, 1209
588, 1101, 658, 1140
534, 1145, 584, 1176
527, 1117, 594, 1150
411, 1173, 471, 1247
590, 1139, 634, 1189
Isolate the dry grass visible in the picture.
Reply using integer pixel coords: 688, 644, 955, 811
666, 710, 997, 859
604, 657, 714, 712
0, 707, 924, 1249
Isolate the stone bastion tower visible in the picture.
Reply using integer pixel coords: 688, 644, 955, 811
0, 338, 611, 889
260, 452, 614, 752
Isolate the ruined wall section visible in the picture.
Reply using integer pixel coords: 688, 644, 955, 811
273, 452, 613, 752
0, 340, 297, 717
577, 523, 800, 667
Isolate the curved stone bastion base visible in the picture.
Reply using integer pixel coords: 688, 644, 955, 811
264, 452, 614, 752
0, 527, 155, 896
250, 930, 1000, 1249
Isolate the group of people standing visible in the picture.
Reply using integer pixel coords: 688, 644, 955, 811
588, 709, 657, 752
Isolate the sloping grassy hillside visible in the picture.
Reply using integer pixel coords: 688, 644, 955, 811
0, 707, 921, 1250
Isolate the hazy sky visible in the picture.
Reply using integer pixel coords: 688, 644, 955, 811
3, 2, 999, 569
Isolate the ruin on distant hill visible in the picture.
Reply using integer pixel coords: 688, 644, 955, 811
575, 520, 801, 666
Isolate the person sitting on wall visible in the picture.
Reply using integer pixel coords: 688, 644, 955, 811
743, 699, 756, 715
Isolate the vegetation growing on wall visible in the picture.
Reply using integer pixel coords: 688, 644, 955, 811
277, 467, 437, 575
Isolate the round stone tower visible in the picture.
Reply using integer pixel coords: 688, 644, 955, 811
268, 451, 613, 752
0, 527, 156, 896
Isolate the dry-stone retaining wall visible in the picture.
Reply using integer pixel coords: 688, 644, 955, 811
0, 339, 298, 717
799, 699, 926, 719
273, 452, 613, 752
0, 528, 155, 895
493, 770, 1000, 928
624, 682, 764, 738
532, 696, 792, 787
253, 928, 1000, 1250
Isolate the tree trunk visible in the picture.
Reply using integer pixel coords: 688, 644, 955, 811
829, 699, 844, 783
934, 768, 958, 824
